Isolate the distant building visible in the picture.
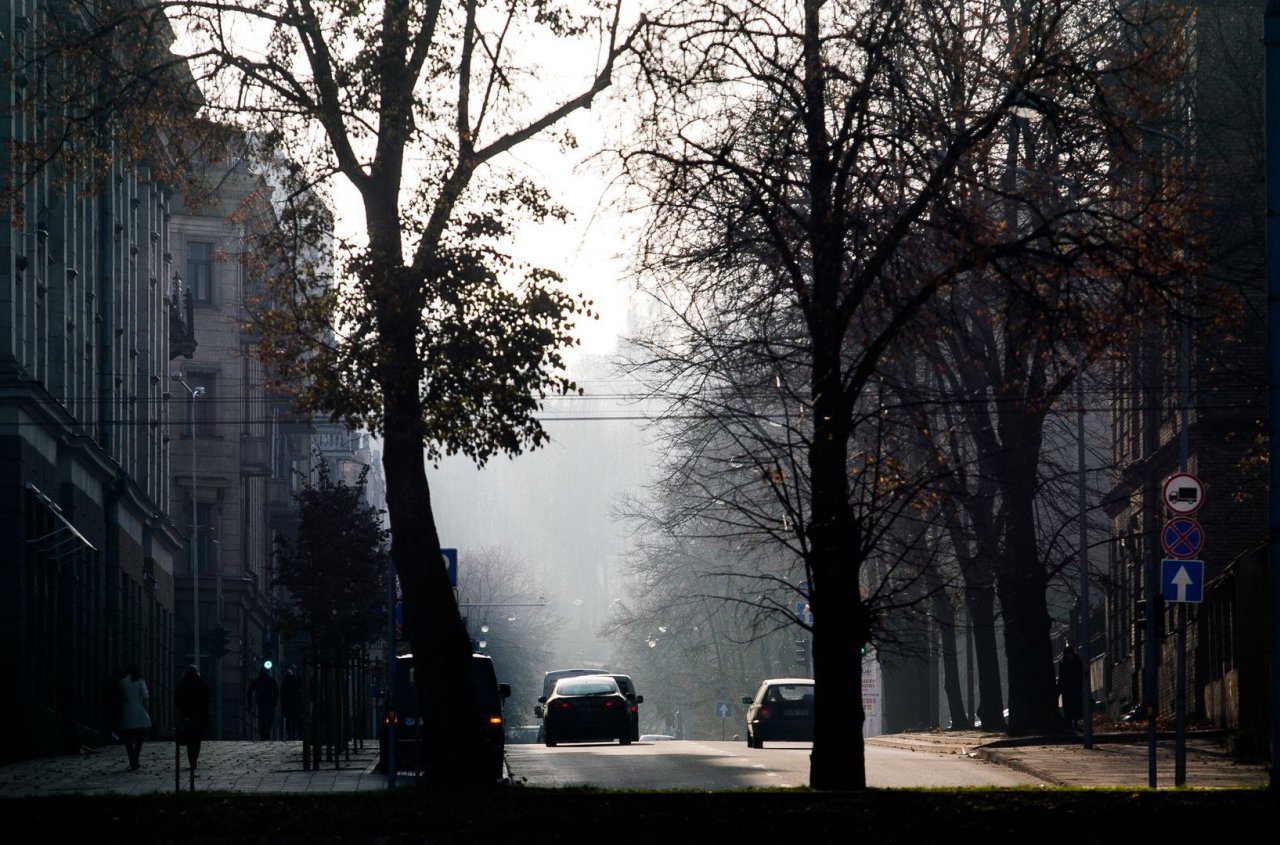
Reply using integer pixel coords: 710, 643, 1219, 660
168, 147, 315, 740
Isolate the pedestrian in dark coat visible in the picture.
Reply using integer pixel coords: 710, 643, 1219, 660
248, 668, 279, 740
118, 665, 151, 770
1057, 644, 1085, 730
175, 665, 211, 771
280, 670, 303, 741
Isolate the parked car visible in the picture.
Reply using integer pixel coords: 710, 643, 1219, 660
741, 678, 814, 748
535, 668, 600, 741
383, 653, 511, 780
536, 674, 633, 747
607, 673, 644, 742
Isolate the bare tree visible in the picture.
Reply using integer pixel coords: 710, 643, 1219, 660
455, 546, 558, 723
622, 0, 1191, 787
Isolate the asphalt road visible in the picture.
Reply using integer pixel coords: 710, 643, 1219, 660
506, 739, 1038, 789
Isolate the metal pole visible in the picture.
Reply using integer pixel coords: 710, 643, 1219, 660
1176, 246, 1192, 786
214, 538, 223, 740
385, 562, 396, 788
1076, 360, 1092, 749
1265, 0, 1280, 792
192, 390, 200, 675
1176, 602, 1187, 785
1145, 548, 1157, 789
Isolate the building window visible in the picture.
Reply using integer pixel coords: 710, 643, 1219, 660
186, 373, 217, 434
187, 241, 213, 303
187, 502, 215, 575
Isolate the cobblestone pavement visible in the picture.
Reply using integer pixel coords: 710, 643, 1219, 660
0, 732, 1268, 796
0, 740, 385, 797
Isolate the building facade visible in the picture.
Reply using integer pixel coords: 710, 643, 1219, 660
1, 1, 190, 761
1102, 2, 1270, 744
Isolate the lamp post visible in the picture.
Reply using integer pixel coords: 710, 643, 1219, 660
212, 538, 223, 740
172, 372, 205, 673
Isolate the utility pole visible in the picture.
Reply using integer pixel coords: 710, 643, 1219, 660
172, 373, 204, 673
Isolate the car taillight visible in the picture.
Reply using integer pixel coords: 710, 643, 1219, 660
604, 699, 617, 708
555, 701, 571, 710
759, 707, 770, 718
630, 705, 637, 713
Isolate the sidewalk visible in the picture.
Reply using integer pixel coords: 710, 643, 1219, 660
0, 740, 385, 797
866, 730, 1272, 788
0, 732, 1269, 797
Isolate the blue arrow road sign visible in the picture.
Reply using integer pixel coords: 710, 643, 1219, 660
1161, 559, 1205, 603
1161, 517, 1204, 558
442, 548, 458, 587
716, 701, 733, 719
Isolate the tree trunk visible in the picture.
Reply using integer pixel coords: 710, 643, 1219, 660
994, 430, 1059, 735
965, 575, 1006, 731
942, 490, 1007, 732
365, 185, 483, 782
951, 514, 1006, 731
806, 322, 865, 788
926, 565, 970, 729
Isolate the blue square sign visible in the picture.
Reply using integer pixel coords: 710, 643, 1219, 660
442, 548, 458, 587
1160, 559, 1204, 604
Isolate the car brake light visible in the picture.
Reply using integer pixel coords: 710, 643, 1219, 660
555, 701, 571, 709
630, 705, 637, 713
604, 699, 617, 708
759, 707, 770, 718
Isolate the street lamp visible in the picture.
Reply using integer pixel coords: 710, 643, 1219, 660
172, 372, 205, 672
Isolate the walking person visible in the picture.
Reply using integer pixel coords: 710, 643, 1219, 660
118, 664, 151, 770
175, 664, 211, 784
248, 667, 279, 740
280, 669, 303, 741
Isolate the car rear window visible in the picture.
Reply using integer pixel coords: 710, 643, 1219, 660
556, 680, 618, 696
769, 684, 814, 702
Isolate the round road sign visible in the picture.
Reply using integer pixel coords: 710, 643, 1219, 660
1161, 517, 1204, 558
1162, 472, 1204, 515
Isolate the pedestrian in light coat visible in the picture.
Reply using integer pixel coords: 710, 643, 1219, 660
118, 665, 152, 770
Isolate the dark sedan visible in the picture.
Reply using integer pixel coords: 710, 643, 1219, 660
742, 678, 814, 748
536, 675, 632, 747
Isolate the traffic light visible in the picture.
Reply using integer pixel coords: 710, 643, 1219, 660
1132, 599, 1147, 645
208, 625, 231, 659
794, 639, 810, 672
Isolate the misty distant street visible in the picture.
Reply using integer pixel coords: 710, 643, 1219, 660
506, 741, 1037, 790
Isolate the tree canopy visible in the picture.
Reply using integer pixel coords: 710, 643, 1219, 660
275, 460, 389, 658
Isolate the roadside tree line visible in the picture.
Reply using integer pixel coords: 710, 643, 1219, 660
14, 0, 1212, 790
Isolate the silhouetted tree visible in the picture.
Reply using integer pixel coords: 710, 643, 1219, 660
622, 0, 1191, 786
